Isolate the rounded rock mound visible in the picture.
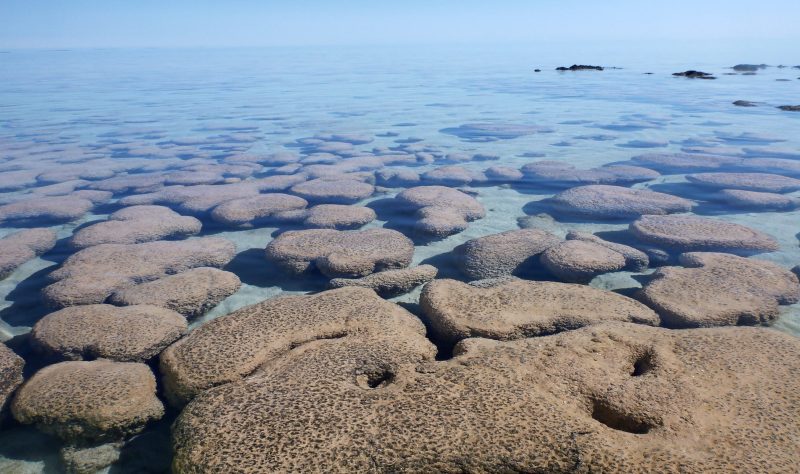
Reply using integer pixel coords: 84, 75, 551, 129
209, 193, 308, 227
541, 240, 627, 282
12, 360, 163, 443
109, 268, 240, 319
550, 185, 693, 219
31, 304, 187, 362
630, 215, 779, 254
70, 205, 202, 249
636, 252, 800, 328
0, 196, 94, 225
395, 186, 485, 237
566, 231, 649, 271
420, 278, 658, 343
171, 322, 800, 472
719, 189, 800, 211
43, 237, 237, 308
0, 228, 58, 279
265, 228, 413, 278
1, 342, 24, 416
454, 229, 560, 280
301, 204, 376, 229
327, 265, 438, 297
290, 177, 374, 204
686, 172, 800, 193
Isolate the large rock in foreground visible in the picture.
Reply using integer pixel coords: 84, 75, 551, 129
0, 228, 58, 279
12, 360, 163, 443
171, 322, 800, 472
43, 238, 236, 308
109, 268, 241, 319
454, 229, 560, 280
0, 343, 24, 416
630, 215, 779, 254
265, 228, 413, 278
636, 252, 800, 328
31, 304, 187, 361
160, 287, 435, 406
420, 278, 658, 343
551, 185, 693, 219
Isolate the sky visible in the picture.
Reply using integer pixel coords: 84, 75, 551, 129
1, 0, 799, 49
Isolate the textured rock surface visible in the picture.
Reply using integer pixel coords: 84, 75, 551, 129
542, 240, 627, 282
60, 442, 123, 474
31, 304, 187, 361
0, 228, 58, 279
719, 189, 800, 210
109, 268, 241, 319
626, 152, 741, 172
328, 265, 437, 297
454, 229, 560, 280
71, 205, 202, 248
0, 343, 24, 416
290, 177, 374, 204
396, 186, 485, 237
12, 360, 164, 443
422, 165, 487, 186
209, 193, 308, 227
421, 278, 658, 342
630, 215, 779, 254
686, 172, 800, 193
43, 237, 236, 307
265, 228, 414, 278
170, 322, 800, 473
0, 196, 94, 225
566, 231, 649, 271
551, 185, 693, 218
301, 204, 376, 229
636, 252, 800, 328
160, 287, 435, 406
521, 161, 659, 186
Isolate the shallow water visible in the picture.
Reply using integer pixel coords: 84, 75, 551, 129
1, 45, 799, 471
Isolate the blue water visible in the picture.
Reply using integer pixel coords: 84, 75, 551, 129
1, 45, 799, 472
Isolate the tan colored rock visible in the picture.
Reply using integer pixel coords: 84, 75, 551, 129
171, 322, 800, 472
541, 240, 627, 283
630, 215, 779, 254
31, 304, 187, 361
396, 186, 485, 237
551, 185, 693, 218
420, 278, 658, 343
454, 229, 560, 280
290, 177, 374, 204
1, 342, 24, 415
43, 237, 236, 308
109, 268, 240, 319
301, 204, 376, 229
70, 205, 201, 249
0, 196, 94, 225
328, 265, 438, 297
12, 360, 163, 443
636, 252, 800, 328
0, 228, 58, 279
160, 287, 434, 406
209, 193, 308, 227
265, 228, 413, 278
566, 230, 649, 271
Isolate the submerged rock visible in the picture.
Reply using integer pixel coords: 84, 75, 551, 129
625, 152, 741, 173
290, 177, 374, 204
556, 64, 604, 71
636, 252, 800, 327
733, 100, 758, 107
109, 268, 240, 319
777, 105, 800, 112
420, 279, 658, 342
160, 286, 434, 406
630, 215, 779, 254
12, 360, 163, 443
521, 161, 659, 186
374, 168, 421, 187
0, 196, 94, 225
440, 123, 552, 141
300, 204, 376, 229
170, 322, 800, 472
265, 228, 413, 278
422, 165, 487, 186
328, 265, 438, 297
31, 304, 187, 362
672, 70, 715, 79
686, 172, 800, 193
454, 229, 560, 280
0, 228, 58, 279
0, 343, 24, 417
209, 193, 308, 227
395, 186, 485, 237
550, 185, 693, 219
566, 231, 649, 271
719, 189, 800, 210
541, 240, 627, 283
70, 205, 202, 249
43, 237, 236, 307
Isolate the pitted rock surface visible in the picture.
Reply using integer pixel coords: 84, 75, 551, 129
686, 172, 800, 193
454, 229, 560, 280
0, 228, 57, 279
630, 215, 779, 254
551, 185, 693, 219
541, 240, 627, 283
70, 205, 202, 248
327, 265, 437, 297
566, 231, 649, 271
209, 193, 308, 227
395, 185, 485, 237
0, 343, 24, 415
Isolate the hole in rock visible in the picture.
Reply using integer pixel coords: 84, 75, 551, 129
288, 331, 347, 350
356, 368, 396, 389
591, 400, 653, 434
631, 350, 654, 377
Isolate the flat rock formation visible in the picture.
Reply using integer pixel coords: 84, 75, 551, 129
541, 240, 627, 282
686, 172, 800, 193
70, 205, 202, 248
327, 265, 437, 297
630, 215, 779, 254
550, 185, 693, 218
454, 229, 560, 280
395, 186, 485, 237
0, 228, 58, 279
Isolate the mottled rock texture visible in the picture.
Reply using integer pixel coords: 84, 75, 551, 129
0, 228, 57, 279
630, 215, 779, 254
551, 185, 693, 219
454, 229, 560, 280
328, 265, 437, 297
70, 205, 201, 249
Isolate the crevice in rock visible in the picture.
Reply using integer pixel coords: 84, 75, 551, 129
590, 399, 653, 434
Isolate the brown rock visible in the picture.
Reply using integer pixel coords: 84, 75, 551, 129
328, 265, 438, 297
70, 205, 202, 249
0, 342, 24, 416
454, 229, 560, 280
630, 215, 779, 254
551, 185, 693, 219
0, 228, 58, 279
541, 240, 627, 283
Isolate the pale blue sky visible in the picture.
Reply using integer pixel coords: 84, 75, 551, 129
1, 0, 798, 49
